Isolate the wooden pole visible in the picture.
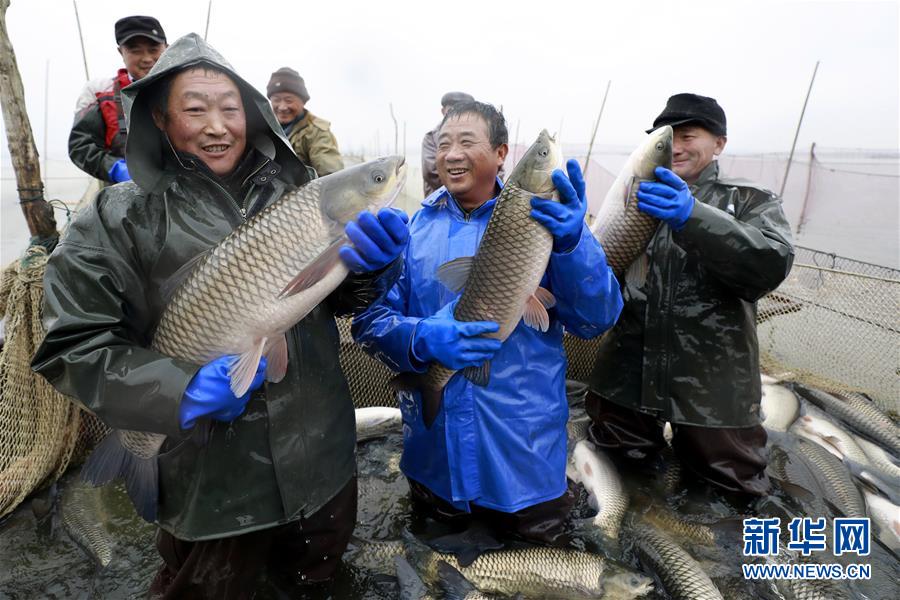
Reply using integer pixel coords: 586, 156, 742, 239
42, 58, 49, 186
780, 60, 819, 198
389, 103, 398, 155
204, 0, 212, 40
72, 0, 89, 80
583, 80, 611, 177
796, 142, 817, 236
0, 0, 57, 240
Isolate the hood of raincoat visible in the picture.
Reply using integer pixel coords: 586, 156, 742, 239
121, 32, 311, 193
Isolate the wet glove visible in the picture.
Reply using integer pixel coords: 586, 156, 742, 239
179, 355, 268, 430
340, 208, 410, 273
411, 299, 502, 370
530, 158, 587, 254
637, 167, 695, 231
108, 159, 131, 183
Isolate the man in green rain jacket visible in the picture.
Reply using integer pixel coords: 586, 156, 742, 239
587, 94, 794, 496
32, 34, 407, 598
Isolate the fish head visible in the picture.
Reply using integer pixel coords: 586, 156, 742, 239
320, 156, 408, 225
634, 125, 673, 179
506, 129, 562, 196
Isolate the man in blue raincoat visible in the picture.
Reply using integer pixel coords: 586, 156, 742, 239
353, 102, 622, 544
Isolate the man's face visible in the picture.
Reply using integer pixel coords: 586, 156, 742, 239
270, 92, 305, 125
118, 37, 166, 80
436, 113, 507, 209
671, 125, 726, 184
154, 68, 247, 178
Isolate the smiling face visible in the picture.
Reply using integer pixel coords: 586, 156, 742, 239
436, 112, 507, 210
153, 67, 247, 178
270, 91, 305, 125
117, 37, 166, 80
671, 124, 726, 184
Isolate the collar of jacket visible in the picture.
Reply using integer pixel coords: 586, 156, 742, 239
168, 146, 280, 200
420, 175, 504, 218
282, 110, 308, 137
691, 160, 720, 192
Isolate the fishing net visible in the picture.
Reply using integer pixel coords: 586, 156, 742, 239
0, 247, 92, 518
757, 246, 900, 416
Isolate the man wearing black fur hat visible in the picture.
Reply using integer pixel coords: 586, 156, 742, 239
586, 93, 794, 497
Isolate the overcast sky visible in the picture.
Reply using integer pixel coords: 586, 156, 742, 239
1, 0, 898, 171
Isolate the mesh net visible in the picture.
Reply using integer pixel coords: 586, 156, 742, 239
0, 247, 90, 519
757, 246, 899, 416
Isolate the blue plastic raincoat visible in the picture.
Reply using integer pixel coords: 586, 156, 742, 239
352, 182, 623, 512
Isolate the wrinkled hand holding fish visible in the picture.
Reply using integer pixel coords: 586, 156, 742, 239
80, 157, 407, 521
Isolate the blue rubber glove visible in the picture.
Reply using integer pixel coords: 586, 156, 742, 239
179, 355, 267, 430
530, 158, 587, 253
340, 208, 410, 273
108, 159, 131, 183
411, 300, 502, 370
637, 167, 695, 231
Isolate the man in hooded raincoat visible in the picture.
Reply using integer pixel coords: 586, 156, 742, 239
33, 34, 408, 598
586, 94, 794, 496
353, 101, 622, 544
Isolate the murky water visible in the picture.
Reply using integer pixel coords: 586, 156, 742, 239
1, 401, 898, 599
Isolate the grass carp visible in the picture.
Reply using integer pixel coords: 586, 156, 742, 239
629, 522, 723, 600
355, 407, 402, 442
572, 440, 627, 540
589, 126, 672, 279
81, 157, 407, 521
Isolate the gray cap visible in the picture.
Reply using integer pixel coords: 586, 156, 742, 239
440, 91, 474, 108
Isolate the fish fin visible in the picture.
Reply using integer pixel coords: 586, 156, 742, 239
523, 293, 551, 331
586, 491, 600, 511
769, 475, 817, 505
159, 248, 212, 304
709, 517, 746, 543
436, 256, 474, 293
462, 361, 491, 387
534, 285, 557, 308
230, 338, 267, 397
624, 254, 649, 288
122, 451, 159, 522
623, 175, 636, 206
265, 334, 289, 383
277, 238, 344, 299
437, 560, 478, 599
429, 522, 503, 568
391, 373, 444, 429
394, 556, 430, 600
81, 431, 128, 487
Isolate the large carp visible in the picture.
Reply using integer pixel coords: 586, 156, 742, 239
82, 157, 407, 521
406, 130, 562, 428
590, 125, 673, 279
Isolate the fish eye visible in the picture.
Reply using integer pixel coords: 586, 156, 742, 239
539, 149, 548, 157
372, 171, 386, 183
656, 143, 664, 151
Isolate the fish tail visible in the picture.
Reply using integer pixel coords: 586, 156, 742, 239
390, 373, 445, 429
81, 430, 159, 522
436, 560, 477, 600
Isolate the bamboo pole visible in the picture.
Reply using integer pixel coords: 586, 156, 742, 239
780, 60, 819, 198
72, 0, 89, 80
0, 0, 57, 240
583, 80, 611, 176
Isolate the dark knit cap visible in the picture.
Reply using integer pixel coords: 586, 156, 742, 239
115, 15, 167, 45
648, 93, 727, 136
441, 91, 474, 108
267, 67, 310, 102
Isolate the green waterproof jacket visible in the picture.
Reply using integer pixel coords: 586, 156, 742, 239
588, 161, 794, 428
32, 33, 399, 541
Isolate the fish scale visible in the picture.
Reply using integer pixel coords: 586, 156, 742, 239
631, 523, 724, 600
80, 158, 407, 522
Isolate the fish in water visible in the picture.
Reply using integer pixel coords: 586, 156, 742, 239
572, 440, 627, 540
628, 522, 724, 600
345, 536, 406, 575
355, 407, 402, 442
403, 529, 609, 599
60, 479, 115, 568
760, 383, 801, 433
81, 157, 408, 521
401, 130, 562, 428
862, 489, 900, 551
793, 384, 900, 457
853, 434, 900, 500
395, 555, 436, 600
589, 125, 673, 281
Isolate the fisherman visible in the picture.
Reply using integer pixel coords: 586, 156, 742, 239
586, 93, 794, 497
421, 91, 474, 196
353, 101, 622, 545
267, 67, 344, 176
68, 15, 168, 184
33, 34, 408, 598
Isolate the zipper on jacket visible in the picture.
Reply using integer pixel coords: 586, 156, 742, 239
196, 172, 248, 222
